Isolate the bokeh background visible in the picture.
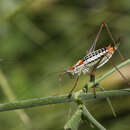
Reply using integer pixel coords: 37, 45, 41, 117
0, 0, 130, 130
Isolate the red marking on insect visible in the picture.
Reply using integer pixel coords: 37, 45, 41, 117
76, 59, 84, 66
101, 21, 106, 25
106, 45, 114, 53
70, 66, 75, 70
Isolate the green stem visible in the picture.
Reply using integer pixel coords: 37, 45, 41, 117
0, 89, 129, 112
82, 104, 106, 130
85, 59, 130, 89
94, 59, 130, 87
97, 86, 116, 117
64, 105, 82, 130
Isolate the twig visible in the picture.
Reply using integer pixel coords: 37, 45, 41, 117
0, 89, 130, 112
93, 59, 130, 88
82, 104, 106, 130
97, 86, 116, 117
64, 105, 82, 130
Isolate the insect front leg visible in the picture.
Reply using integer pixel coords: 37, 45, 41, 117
68, 72, 81, 98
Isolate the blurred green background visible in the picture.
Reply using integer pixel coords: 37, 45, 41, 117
0, 0, 130, 130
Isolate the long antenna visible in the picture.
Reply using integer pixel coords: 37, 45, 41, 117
88, 23, 104, 53
58, 71, 67, 88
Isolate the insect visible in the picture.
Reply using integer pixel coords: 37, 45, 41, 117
59, 21, 129, 97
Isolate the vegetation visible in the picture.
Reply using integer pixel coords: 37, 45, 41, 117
0, 0, 130, 130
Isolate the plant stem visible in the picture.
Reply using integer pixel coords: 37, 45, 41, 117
0, 89, 129, 112
82, 104, 106, 130
94, 59, 130, 87
64, 105, 82, 130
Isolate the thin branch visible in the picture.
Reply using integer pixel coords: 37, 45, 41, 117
64, 105, 82, 130
97, 86, 116, 117
82, 104, 106, 130
94, 59, 130, 88
0, 89, 130, 112
64, 103, 107, 130
0, 59, 129, 112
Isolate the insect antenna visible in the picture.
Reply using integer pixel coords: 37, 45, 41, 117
58, 71, 67, 88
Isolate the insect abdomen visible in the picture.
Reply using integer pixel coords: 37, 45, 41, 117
83, 47, 114, 68
84, 48, 107, 63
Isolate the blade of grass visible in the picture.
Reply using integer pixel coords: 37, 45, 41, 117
0, 70, 31, 128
